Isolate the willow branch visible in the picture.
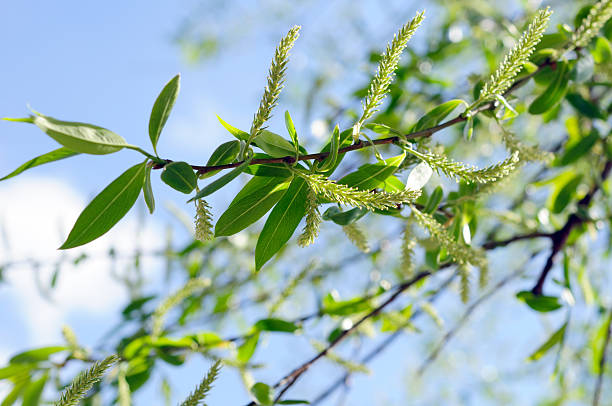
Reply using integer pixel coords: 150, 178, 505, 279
155, 60, 555, 175
531, 160, 612, 295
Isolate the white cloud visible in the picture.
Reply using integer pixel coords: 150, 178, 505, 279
0, 176, 164, 348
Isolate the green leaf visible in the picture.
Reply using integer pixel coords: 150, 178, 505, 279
322, 207, 367, 226
557, 129, 599, 166
322, 293, 372, 316
527, 322, 567, 361
149, 74, 180, 155
405, 162, 433, 190
60, 162, 147, 249
278, 401, 310, 405
1, 377, 29, 406
565, 93, 605, 119
285, 111, 299, 155
189, 158, 252, 202
244, 163, 294, 177
161, 161, 197, 194
10, 346, 67, 364
1, 148, 79, 181
250, 382, 274, 406
338, 152, 405, 190
319, 124, 340, 171
21, 372, 48, 406
516, 291, 562, 312
412, 100, 467, 132
550, 174, 583, 214
143, 165, 155, 214
0, 364, 36, 380
424, 186, 443, 214
215, 176, 291, 237
592, 37, 612, 64
528, 62, 570, 115
237, 332, 260, 364
254, 318, 299, 333
200, 140, 241, 179
217, 115, 250, 141
255, 177, 309, 270
256, 130, 296, 158
31, 112, 127, 155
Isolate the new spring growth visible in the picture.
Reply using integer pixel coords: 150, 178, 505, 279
298, 187, 322, 247
295, 171, 421, 211
180, 360, 222, 406
246, 25, 301, 154
353, 11, 425, 142
195, 198, 214, 242
55, 355, 120, 406
477, 8, 552, 103
342, 223, 370, 253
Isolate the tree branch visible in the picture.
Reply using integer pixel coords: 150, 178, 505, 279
155, 60, 555, 175
242, 271, 431, 405
531, 160, 612, 295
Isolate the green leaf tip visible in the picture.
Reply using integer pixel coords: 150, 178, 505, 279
59, 162, 147, 249
149, 73, 181, 155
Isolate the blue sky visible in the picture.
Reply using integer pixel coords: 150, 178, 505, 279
0, 1, 591, 405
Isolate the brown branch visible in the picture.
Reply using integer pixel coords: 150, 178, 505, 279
531, 160, 612, 295
242, 271, 431, 406
481, 232, 553, 250
593, 309, 612, 406
155, 60, 555, 175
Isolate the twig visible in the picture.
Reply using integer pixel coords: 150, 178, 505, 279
417, 259, 531, 375
155, 60, 554, 175
531, 160, 612, 295
593, 309, 612, 406
310, 272, 457, 405
482, 232, 553, 250
242, 271, 431, 405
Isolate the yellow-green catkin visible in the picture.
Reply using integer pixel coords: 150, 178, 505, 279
342, 223, 370, 253
298, 187, 322, 247
195, 199, 213, 242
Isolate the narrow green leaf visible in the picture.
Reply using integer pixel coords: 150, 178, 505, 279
278, 401, 310, 405
60, 162, 147, 249
551, 174, 583, 214
319, 124, 340, 171
557, 129, 599, 166
412, 100, 467, 132
528, 62, 570, 115
217, 115, 250, 141
254, 318, 299, 333
516, 291, 562, 312
256, 130, 296, 158
566, 93, 605, 119
161, 161, 197, 194
322, 207, 367, 226
215, 176, 291, 237
22, 372, 48, 406
424, 186, 444, 214
285, 111, 299, 155
143, 165, 155, 214
250, 382, 274, 406
189, 158, 252, 202
10, 346, 67, 364
338, 152, 405, 190
528, 322, 567, 361
1, 148, 79, 181
149, 74, 180, 155
0, 364, 36, 380
1, 377, 29, 406
255, 177, 309, 270
31, 113, 127, 155
200, 140, 241, 179
237, 333, 260, 364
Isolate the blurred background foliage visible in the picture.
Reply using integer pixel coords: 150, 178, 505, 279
1, 0, 612, 405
